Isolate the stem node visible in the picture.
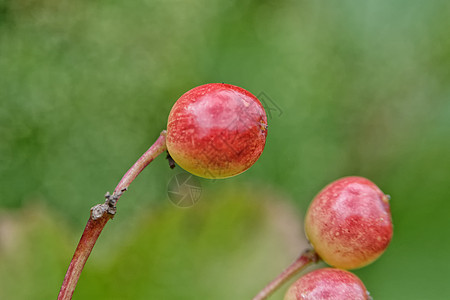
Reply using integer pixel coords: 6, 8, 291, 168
58, 131, 167, 300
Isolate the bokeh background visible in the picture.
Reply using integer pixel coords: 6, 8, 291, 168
1, 0, 450, 299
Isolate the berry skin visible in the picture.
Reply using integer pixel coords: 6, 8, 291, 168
305, 177, 393, 269
166, 83, 268, 179
284, 268, 370, 300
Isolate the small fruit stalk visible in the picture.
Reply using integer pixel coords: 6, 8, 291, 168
58, 83, 267, 300
252, 176, 393, 300
284, 268, 371, 300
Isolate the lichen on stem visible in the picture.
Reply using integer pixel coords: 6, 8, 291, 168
252, 249, 320, 300
57, 130, 168, 300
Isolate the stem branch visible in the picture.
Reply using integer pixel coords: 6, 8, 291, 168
252, 249, 320, 300
58, 130, 167, 300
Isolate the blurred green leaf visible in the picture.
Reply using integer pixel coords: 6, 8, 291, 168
1, 0, 450, 299
1, 188, 308, 300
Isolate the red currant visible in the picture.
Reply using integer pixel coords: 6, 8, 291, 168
284, 268, 370, 300
166, 83, 268, 179
305, 177, 393, 269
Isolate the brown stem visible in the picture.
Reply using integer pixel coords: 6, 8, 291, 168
252, 249, 320, 300
58, 130, 168, 300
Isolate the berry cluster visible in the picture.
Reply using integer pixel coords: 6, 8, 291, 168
60, 83, 392, 300
284, 176, 393, 299
166, 84, 393, 299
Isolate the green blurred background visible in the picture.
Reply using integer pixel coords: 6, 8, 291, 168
1, 0, 450, 299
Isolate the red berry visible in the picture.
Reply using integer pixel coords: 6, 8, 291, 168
166, 83, 268, 179
305, 177, 393, 269
284, 268, 370, 300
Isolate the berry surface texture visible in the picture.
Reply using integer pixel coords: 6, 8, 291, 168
166, 83, 268, 179
284, 268, 370, 300
305, 176, 393, 269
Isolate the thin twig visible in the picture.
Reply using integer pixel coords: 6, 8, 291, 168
252, 249, 320, 300
58, 130, 167, 300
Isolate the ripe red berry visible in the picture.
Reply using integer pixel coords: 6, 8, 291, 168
305, 176, 393, 269
284, 268, 370, 300
166, 83, 268, 179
